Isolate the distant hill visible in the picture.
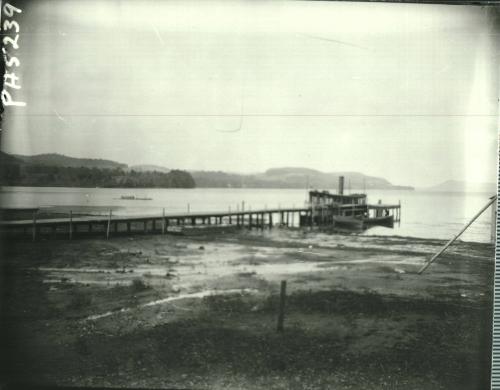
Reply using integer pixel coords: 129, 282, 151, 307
426, 180, 496, 193
0, 151, 23, 165
13, 153, 127, 170
192, 167, 413, 190
129, 164, 170, 173
1, 152, 414, 190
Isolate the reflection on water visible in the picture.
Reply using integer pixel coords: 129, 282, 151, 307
0, 186, 494, 243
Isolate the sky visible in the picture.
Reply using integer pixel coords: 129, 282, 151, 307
2, 1, 499, 188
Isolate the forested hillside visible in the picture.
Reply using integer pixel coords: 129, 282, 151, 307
0, 152, 195, 188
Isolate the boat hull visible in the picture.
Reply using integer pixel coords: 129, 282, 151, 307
333, 215, 394, 230
362, 215, 394, 228
332, 216, 364, 229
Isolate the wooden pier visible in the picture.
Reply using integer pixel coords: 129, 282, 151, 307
0, 202, 401, 241
0, 207, 302, 240
0, 178, 402, 241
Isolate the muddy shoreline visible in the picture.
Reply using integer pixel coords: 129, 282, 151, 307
0, 228, 494, 389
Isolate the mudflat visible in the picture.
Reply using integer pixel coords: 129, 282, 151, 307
0, 228, 494, 389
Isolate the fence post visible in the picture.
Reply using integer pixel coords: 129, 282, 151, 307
106, 209, 112, 239
162, 208, 166, 234
69, 210, 73, 240
277, 280, 287, 332
32, 212, 37, 242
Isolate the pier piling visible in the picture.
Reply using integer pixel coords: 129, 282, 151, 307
162, 208, 166, 234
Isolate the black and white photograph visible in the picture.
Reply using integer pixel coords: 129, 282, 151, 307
0, 1, 498, 389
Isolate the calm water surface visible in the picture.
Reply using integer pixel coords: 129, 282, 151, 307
0, 186, 495, 243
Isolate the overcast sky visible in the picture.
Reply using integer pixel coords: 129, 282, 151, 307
2, 1, 498, 187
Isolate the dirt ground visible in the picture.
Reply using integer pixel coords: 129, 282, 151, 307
0, 227, 494, 389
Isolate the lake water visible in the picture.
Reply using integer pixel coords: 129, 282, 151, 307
0, 186, 496, 243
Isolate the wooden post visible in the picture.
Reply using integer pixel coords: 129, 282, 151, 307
106, 210, 112, 239
269, 213, 273, 228
187, 203, 190, 214
162, 208, 166, 234
277, 280, 287, 332
144, 220, 148, 233
69, 210, 73, 240
32, 212, 37, 242
419, 195, 497, 274
376, 199, 382, 218
249, 213, 252, 228
291, 211, 295, 227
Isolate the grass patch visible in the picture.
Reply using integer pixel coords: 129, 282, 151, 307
131, 278, 148, 292
68, 289, 93, 310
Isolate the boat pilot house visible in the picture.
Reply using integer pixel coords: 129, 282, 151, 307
301, 176, 401, 230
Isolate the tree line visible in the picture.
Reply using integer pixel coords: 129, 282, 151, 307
0, 163, 196, 188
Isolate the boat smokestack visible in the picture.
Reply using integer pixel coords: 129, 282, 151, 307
338, 176, 345, 195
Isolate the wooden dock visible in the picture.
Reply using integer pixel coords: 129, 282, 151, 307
0, 202, 400, 241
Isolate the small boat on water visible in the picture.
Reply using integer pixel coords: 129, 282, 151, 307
120, 195, 153, 200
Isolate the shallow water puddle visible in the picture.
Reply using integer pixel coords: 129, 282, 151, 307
38, 250, 427, 288
335, 255, 427, 266
276, 231, 442, 255
85, 288, 258, 321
